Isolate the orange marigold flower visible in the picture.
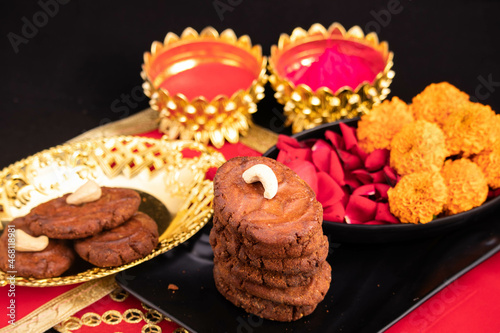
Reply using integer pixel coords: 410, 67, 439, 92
388, 171, 448, 224
390, 120, 448, 176
357, 97, 414, 153
473, 142, 500, 189
441, 101, 498, 157
441, 158, 488, 215
410, 82, 470, 127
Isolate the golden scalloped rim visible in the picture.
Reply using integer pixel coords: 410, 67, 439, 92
268, 22, 395, 133
142, 26, 268, 148
0, 136, 225, 287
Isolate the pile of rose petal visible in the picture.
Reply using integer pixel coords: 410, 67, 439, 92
277, 123, 401, 225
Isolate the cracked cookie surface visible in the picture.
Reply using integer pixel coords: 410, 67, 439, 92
210, 223, 329, 274
0, 217, 75, 278
213, 156, 323, 246
28, 187, 141, 239
214, 262, 329, 322
211, 156, 332, 321
74, 211, 158, 267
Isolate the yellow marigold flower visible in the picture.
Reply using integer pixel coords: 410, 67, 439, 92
390, 120, 448, 176
388, 171, 448, 224
473, 142, 500, 189
441, 158, 488, 215
442, 101, 498, 157
410, 82, 470, 127
357, 97, 414, 153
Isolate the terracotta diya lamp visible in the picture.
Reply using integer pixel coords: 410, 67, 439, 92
268, 22, 394, 133
142, 27, 267, 148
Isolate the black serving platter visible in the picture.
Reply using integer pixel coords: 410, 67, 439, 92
117, 210, 500, 333
263, 118, 500, 243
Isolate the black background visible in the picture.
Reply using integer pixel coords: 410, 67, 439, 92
1, 0, 499, 169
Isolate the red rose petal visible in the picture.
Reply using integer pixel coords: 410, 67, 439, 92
488, 188, 500, 199
344, 172, 362, 189
286, 159, 319, 194
325, 130, 345, 150
365, 149, 390, 172
338, 150, 363, 171
311, 140, 332, 173
277, 150, 290, 164
323, 201, 345, 223
374, 183, 391, 200
302, 138, 319, 149
340, 188, 350, 207
352, 169, 373, 185
352, 184, 376, 197
316, 171, 344, 207
350, 144, 369, 163
277, 148, 312, 164
345, 195, 377, 223
383, 166, 400, 186
346, 218, 363, 224
276, 134, 301, 149
340, 123, 358, 150
371, 170, 387, 184
329, 150, 345, 186
375, 202, 400, 224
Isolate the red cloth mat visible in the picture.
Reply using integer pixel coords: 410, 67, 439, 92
387, 250, 500, 332
1, 131, 499, 332
0, 284, 79, 328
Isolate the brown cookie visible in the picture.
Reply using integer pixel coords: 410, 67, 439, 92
213, 264, 322, 322
28, 187, 141, 239
0, 217, 75, 279
74, 211, 159, 267
213, 156, 323, 247
211, 214, 325, 258
215, 258, 331, 307
215, 254, 315, 289
211, 225, 329, 275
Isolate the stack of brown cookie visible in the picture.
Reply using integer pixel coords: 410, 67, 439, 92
0, 185, 159, 279
209, 156, 331, 322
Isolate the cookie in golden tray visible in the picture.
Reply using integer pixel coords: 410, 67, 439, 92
0, 217, 75, 279
28, 186, 141, 239
75, 211, 159, 267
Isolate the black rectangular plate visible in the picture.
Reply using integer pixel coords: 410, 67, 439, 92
117, 211, 500, 333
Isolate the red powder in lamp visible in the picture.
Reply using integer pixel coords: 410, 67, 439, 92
159, 63, 257, 101
286, 41, 386, 93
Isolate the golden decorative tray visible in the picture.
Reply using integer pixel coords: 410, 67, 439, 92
0, 136, 225, 287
